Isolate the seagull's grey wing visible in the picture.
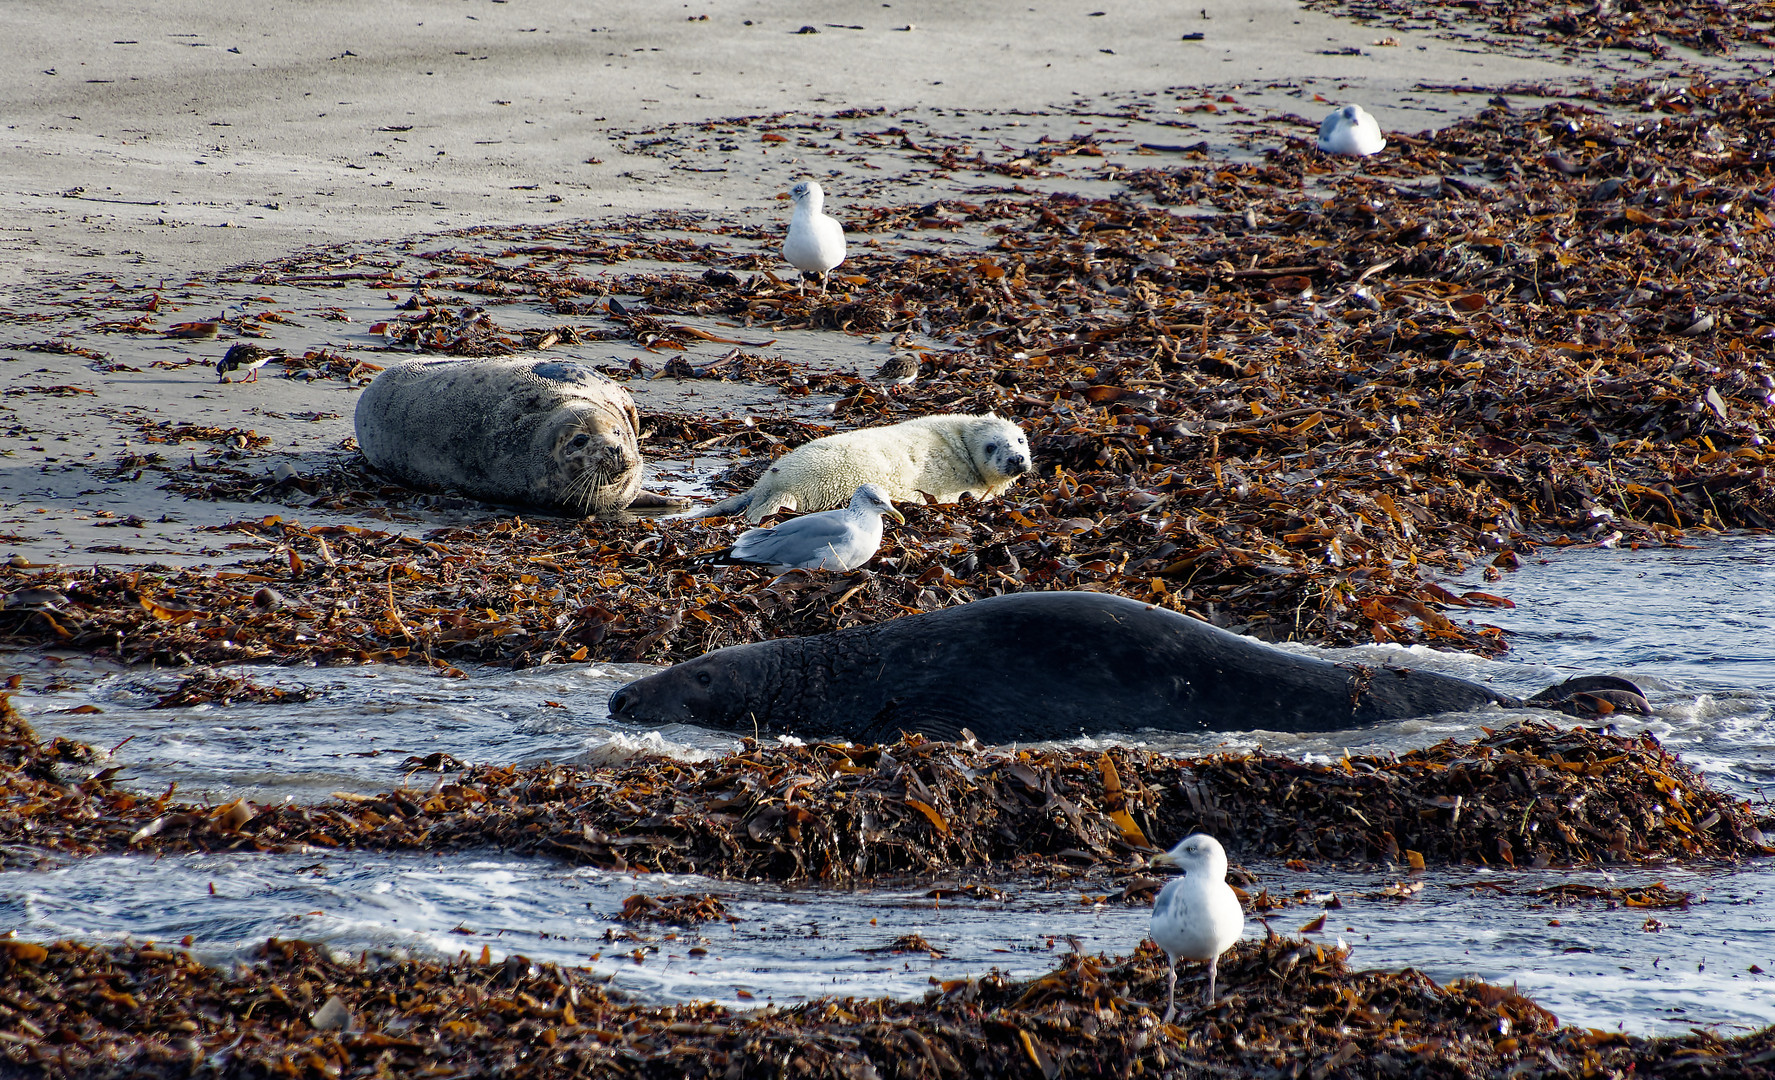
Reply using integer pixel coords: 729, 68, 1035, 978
730, 512, 871, 568
1151, 878, 1190, 947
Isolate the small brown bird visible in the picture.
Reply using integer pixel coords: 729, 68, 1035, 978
871, 353, 919, 386
216, 343, 280, 383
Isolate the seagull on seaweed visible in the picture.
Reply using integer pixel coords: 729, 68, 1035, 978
216, 342, 282, 383
694, 483, 901, 573
1149, 833, 1245, 1022
782, 179, 847, 295
1317, 104, 1386, 157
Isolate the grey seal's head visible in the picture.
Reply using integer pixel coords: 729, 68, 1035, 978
532, 401, 642, 515
525, 361, 643, 515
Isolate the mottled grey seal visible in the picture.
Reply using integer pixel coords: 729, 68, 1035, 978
354, 357, 683, 517
606, 591, 1648, 741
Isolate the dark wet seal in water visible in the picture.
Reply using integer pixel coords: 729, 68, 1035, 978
1, 932, 1771, 1078
605, 591, 1653, 741
4, 695, 1770, 880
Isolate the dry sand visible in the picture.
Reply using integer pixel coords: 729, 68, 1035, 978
0, 0, 1737, 568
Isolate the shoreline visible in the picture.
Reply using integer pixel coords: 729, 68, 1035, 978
3, 2, 1775, 1069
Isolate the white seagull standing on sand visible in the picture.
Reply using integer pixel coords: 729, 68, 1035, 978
782, 180, 847, 294
696, 483, 902, 573
1149, 833, 1246, 1022
1317, 104, 1387, 157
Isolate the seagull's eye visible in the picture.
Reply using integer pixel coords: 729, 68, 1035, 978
696, 671, 712, 687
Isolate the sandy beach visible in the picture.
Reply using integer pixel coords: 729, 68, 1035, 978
1, 0, 1700, 286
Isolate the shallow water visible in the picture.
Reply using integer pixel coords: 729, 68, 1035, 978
4, 533, 1774, 1034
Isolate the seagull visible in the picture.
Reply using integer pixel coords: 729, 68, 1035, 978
695, 483, 902, 573
216, 342, 281, 383
870, 353, 919, 387
1317, 104, 1386, 157
782, 180, 847, 294
1149, 833, 1245, 1022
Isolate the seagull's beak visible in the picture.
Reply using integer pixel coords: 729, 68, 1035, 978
775, 191, 790, 200
1149, 849, 1180, 870
886, 507, 905, 524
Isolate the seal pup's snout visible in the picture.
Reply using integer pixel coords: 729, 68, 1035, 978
608, 686, 633, 718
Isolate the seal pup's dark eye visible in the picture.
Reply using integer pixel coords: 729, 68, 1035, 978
696, 671, 712, 687
569, 434, 591, 449
984, 443, 996, 453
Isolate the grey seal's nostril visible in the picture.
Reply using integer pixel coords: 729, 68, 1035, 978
608, 688, 630, 715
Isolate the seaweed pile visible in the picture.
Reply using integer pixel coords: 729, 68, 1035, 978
1301, 0, 1775, 58
6, 76, 1774, 670
5, 932, 1773, 1080
4, 696, 1767, 876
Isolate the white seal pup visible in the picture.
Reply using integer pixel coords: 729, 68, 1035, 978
354, 357, 682, 517
782, 180, 846, 294
688, 413, 1032, 523
695, 484, 903, 572
1317, 104, 1386, 157
1150, 833, 1245, 1021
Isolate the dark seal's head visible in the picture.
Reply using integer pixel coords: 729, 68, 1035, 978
608, 646, 773, 731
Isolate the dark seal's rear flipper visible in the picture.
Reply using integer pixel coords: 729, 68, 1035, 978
1526, 675, 1653, 719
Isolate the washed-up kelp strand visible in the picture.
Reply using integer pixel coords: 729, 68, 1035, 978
3, 933, 1774, 1079
0, 496, 1527, 671
5, 696, 1768, 876
618, 893, 737, 924
148, 669, 316, 709
1300, 0, 1775, 57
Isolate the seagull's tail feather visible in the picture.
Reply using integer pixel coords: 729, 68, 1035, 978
685, 490, 755, 520
690, 546, 739, 568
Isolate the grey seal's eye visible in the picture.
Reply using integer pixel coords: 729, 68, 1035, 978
569, 434, 590, 449
984, 443, 996, 453
696, 671, 712, 687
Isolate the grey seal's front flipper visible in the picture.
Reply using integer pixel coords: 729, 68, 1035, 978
1525, 675, 1653, 718
626, 490, 692, 515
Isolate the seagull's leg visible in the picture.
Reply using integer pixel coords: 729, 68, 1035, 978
819, 271, 829, 295
1162, 960, 1177, 1023
1202, 956, 1218, 1006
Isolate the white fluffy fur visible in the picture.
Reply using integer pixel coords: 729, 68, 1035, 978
696, 413, 1032, 523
